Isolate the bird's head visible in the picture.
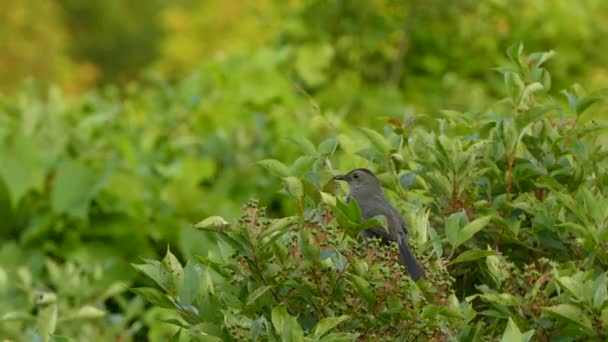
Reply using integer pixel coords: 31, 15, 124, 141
333, 168, 382, 195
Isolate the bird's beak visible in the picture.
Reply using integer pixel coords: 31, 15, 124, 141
333, 174, 347, 181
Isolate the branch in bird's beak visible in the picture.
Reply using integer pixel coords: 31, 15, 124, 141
333, 174, 347, 181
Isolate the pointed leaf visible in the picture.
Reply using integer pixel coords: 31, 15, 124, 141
345, 215, 387, 239
132, 261, 173, 293
51, 159, 98, 219
246, 285, 274, 307
312, 315, 350, 338
445, 211, 467, 248
257, 159, 290, 177
0, 134, 45, 208
194, 216, 230, 230
360, 128, 391, 154
271, 305, 304, 341
179, 260, 201, 305
543, 304, 592, 329
131, 287, 174, 308
163, 247, 184, 289
318, 138, 338, 155
450, 249, 495, 265
289, 136, 317, 155
347, 274, 376, 305
576, 96, 603, 116
501, 317, 534, 342
283, 176, 303, 199
453, 216, 492, 249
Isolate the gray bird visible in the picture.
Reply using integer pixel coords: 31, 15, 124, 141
333, 168, 426, 281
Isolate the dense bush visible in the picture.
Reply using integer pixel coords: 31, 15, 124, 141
132, 47, 608, 340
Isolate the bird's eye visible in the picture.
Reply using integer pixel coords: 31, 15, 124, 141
353, 173, 359, 179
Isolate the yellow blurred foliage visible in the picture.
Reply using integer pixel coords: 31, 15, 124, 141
155, 0, 281, 76
0, 0, 69, 91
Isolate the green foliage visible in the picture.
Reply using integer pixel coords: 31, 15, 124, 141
2, 2, 608, 338
133, 48, 608, 340
134, 202, 458, 340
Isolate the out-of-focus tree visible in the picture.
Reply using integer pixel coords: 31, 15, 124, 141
153, 0, 280, 77
0, 0, 70, 92
58, 0, 166, 85
273, 0, 608, 113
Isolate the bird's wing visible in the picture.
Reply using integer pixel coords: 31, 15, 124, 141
357, 195, 392, 241
356, 195, 426, 280
388, 205, 409, 235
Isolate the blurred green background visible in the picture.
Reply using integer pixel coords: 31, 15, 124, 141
3, 0, 608, 99
1, 0, 608, 340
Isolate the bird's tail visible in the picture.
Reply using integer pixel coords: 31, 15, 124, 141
397, 236, 426, 281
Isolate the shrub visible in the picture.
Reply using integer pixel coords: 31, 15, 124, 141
134, 46, 608, 340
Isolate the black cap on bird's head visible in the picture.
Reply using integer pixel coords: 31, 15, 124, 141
333, 168, 382, 192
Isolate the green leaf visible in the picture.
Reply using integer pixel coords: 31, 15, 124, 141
445, 211, 467, 248
289, 136, 317, 155
453, 216, 492, 249
0, 133, 45, 208
512, 162, 545, 182
271, 305, 287, 333
477, 293, 522, 306
131, 287, 174, 308
246, 285, 274, 307
299, 229, 320, 260
336, 197, 362, 224
318, 138, 338, 155
500, 317, 534, 342
257, 159, 290, 177
295, 43, 334, 87
360, 127, 391, 154
556, 276, 588, 303
450, 249, 495, 265
528, 50, 555, 68
399, 172, 416, 190
179, 260, 201, 305
0, 311, 35, 322
194, 256, 233, 279
168, 329, 182, 342
576, 96, 602, 116
312, 315, 350, 339
346, 274, 376, 306
520, 82, 544, 101
514, 106, 553, 132
345, 215, 387, 239
318, 333, 359, 342
331, 252, 348, 272
250, 317, 271, 341
419, 172, 451, 198
194, 216, 230, 230
132, 260, 174, 294
320, 192, 336, 206
260, 216, 299, 241
51, 159, 98, 219
504, 72, 524, 104
592, 273, 608, 310
289, 156, 317, 176
562, 89, 578, 115
543, 304, 592, 329
271, 305, 304, 341
283, 176, 303, 199
601, 307, 608, 328
36, 303, 58, 341
162, 247, 184, 291
61, 306, 106, 321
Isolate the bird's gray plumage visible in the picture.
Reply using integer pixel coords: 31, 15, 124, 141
334, 168, 426, 281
